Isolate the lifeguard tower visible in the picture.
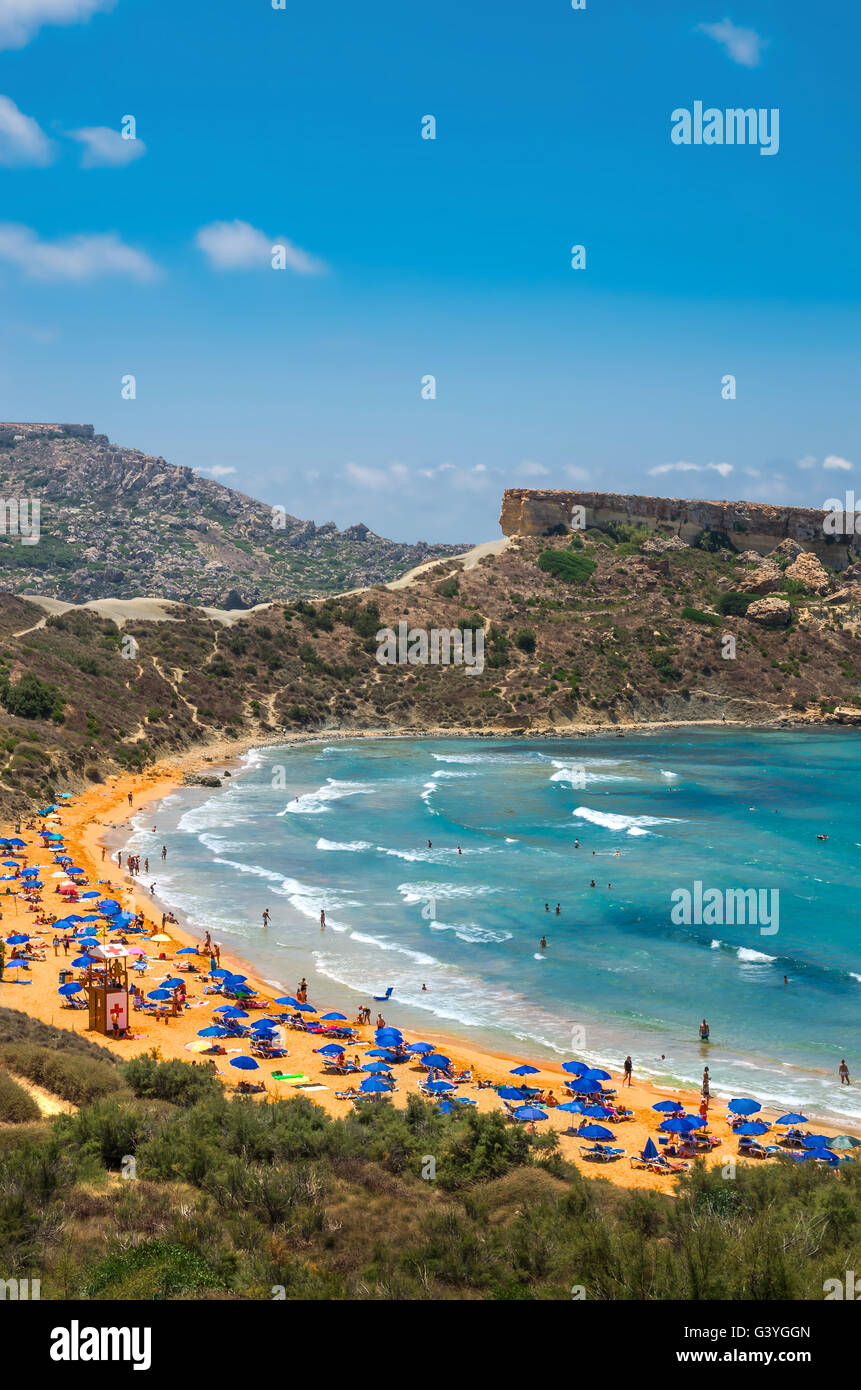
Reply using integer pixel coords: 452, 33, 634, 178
86, 945, 130, 1035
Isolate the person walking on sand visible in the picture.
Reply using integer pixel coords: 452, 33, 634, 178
52, 934, 59, 956
117, 851, 122, 869
702, 1067, 710, 1105
840, 1058, 851, 1086
214, 944, 221, 967
101, 846, 106, 862
622, 1055, 633, 1087
128, 792, 133, 806
62, 935, 69, 956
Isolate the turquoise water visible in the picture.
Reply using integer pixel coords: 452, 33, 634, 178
126, 731, 861, 1126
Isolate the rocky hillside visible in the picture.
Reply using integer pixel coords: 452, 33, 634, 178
0, 423, 468, 607
0, 516, 860, 818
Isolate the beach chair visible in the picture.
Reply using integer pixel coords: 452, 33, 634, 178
373, 986, 393, 1002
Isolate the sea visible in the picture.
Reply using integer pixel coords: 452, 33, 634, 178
120, 729, 861, 1127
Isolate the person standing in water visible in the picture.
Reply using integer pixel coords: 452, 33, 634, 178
262, 909, 271, 928
320, 910, 326, 929
699, 1018, 710, 1042
539, 936, 547, 950
839, 1058, 851, 1086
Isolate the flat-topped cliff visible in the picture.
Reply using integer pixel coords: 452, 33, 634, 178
499, 489, 859, 569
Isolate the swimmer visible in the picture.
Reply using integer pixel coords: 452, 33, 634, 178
539, 936, 547, 950
589, 879, 596, 888
555, 903, 560, 915
574, 839, 580, 848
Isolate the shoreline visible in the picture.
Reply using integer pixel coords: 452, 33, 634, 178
3, 726, 859, 1192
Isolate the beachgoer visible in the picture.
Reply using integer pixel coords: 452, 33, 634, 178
622, 1055, 633, 1087
52, 935, 59, 956
101, 847, 105, 862
699, 1018, 710, 1042
421, 982, 427, 991
161, 845, 167, 861
62, 935, 69, 955
589, 879, 596, 888
320, 910, 326, 928
539, 936, 547, 950
702, 1067, 710, 1104
457, 846, 462, 856
545, 903, 549, 913
128, 792, 133, 806
144, 857, 149, 874
262, 909, 271, 928
150, 882, 155, 895
839, 1059, 851, 1086
427, 840, 432, 849
555, 904, 560, 915
574, 839, 579, 848
376, 1013, 385, 1029
117, 851, 122, 869
214, 944, 221, 965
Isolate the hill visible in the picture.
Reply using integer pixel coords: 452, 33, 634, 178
0, 514, 860, 816
0, 422, 469, 607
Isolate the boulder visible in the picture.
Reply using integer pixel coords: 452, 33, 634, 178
770, 538, 807, 562
739, 559, 783, 595
784, 551, 832, 595
736, 549, 765, 564
746, 595, 791, 627
642, 535, 688, 553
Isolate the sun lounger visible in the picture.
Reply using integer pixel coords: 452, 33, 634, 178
579, 1145, 626, 1163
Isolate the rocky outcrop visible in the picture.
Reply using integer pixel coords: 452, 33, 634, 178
642, 535, 688, 554
746, 595, 792, 627
499, 489, 858, 570
740, 560, 783, 595
784, 552, 832, 595
770, 538, 807, 563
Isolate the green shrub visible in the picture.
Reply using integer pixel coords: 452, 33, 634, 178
0, 1044, 124, 1104
538, 550, 597, 583
682, 606, 720, 626
436, 576, 460, 599
717, 591, 754, 616
514, 630, 536, 654
0, 1068, 40, 1123
124, 1053, 220, 1106
0, 672, 64, 721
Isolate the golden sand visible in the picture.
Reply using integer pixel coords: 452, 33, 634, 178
0, 746, 846, 1191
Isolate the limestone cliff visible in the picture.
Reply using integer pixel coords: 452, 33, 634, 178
499, 489, 858, 570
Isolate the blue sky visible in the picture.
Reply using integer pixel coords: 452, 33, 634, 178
0, 0, 858, 542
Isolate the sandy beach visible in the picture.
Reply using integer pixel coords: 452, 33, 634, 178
1, 735, 853, 1193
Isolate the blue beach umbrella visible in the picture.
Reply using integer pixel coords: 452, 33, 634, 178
777, 1113, 808, 1125
659, 1116, 700, 1134
4, 838, 25, 847
406, 1041, 434, 1054
562, 1060, 590, 1075
424, 1079, 454, 1093
58, 982, 83, 996
316, 1043, 347, 1057
578, 1124, 615, 1141
176, 947, 198, 955
213, 1006, 248, 1018
803, 1135, 834, 1149
98, 899, 120, 914
362, 1062, 392, 1074
198, 1026, 228, 1038
642, 1137, 660, 1160
230, 1057, 259, 1071
72, 955, 95, 968
1, 861, 18, 867
652, 1100, 684, 1113
147, 989, 172, 1001
728, 1098, 761, 1115
498, 1086, 530, 1101
321, 1012, 346, 1021
566, 1076, 605, 1094
582, 1068, 612, 1081
556, 1101, 586, 1116
79, 891, 100, 899
5, 934, 30, 945
799, 1149, 840, 1165
274, 995, 300, 1006
736, 1121, 770, 1136
360, 1076, 392, 1093
20, 867, 38, 877
510, 1065, 540, 1076
423, 1053, 451, 1069
514, 1106, 548, 1122
582, 1104, 614, 1119
375, 1028, 403, 1046
365, 1047, 395, 1058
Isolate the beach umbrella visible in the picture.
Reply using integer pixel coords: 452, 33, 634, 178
213, 1006, 248, 1018
20, 868, 38, 877
652, 1100, 684, 1113
126, 947, 147, 958
566, 1076, 605, 1094
360, 1076, 392, 1093
4, 935, 29, 945
58, 982, 83, 996
828, 1135, 861, 1150
799, 1149, 840, 1165
98, 900, 120, 915
423, 1080, 454, 1093
146, 989, 172, 1001
210, 968, 233, 978
728, 1098, 761, 1115
582, 1068, 612, 1081
642, 1137, 660, 1161
562, 1060, 590, 1076
65, 867, 84, 875
185, 1040, 215, 1053
375, 1028, 402, 1046
582, 1104, 614, 1119
275, 995, 300, 1006
147, 934, 171, 943
176, 947, 198, 955
79, 892, 100, 899
3, 962, 29, 977
578, 1124, 614, 1141
316, 1043, 346, 1057
423, 1054, 451, 1069
365, 1047, 395, 1058
736, 1121, 770, 1136
406, 1041, 435, 1054
293, 1002, 315, 1013
321, 1011, 346, 1021
229, 1057, 259, 1071
513, 1106, 548, 1122
498, 1086, 530, 1101
776, 1113, 808, 1125
803, 1135, 834, 1149
556, 1101, 586, 1116
659, 1115, 700, 1134
197, 1026, 228, 1038
1, 861, 17, 868
362, 1061, 392, 1074
5, 839, 25, 847
510, 1064, 540, 1076
72, 955, 96, 968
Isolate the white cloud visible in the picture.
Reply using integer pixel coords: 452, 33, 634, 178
649, 460, 733, 478
0, 223, 158, 281
564, 465, 591, 483
0, 0, 116, 51
194, 219, 326, 274
345, 463, 396, 490
824, 455, 853, 471
517, 460, 549, 477
796, 454, 817, 470
198, 464, 236, 478
0, 94, 55, 166
697, 18, 767, 68
68, 125, 145, 167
